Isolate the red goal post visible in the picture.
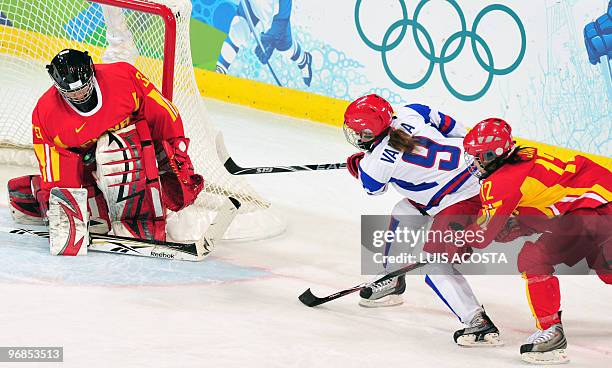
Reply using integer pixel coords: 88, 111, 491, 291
94, 0, 176, 99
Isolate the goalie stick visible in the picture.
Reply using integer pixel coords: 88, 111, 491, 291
0, 197, 241, 262
298, 262, 426, 307
215, 133, 346, 175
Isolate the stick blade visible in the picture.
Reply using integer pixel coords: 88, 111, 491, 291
214, 132, 230, 163
298, 288, 324, 307
203, 196, 241, 246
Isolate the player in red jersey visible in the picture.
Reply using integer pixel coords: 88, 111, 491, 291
461, 118, 612, 364
8, 49, 204, 242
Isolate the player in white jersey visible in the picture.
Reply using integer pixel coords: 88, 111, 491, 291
344, 94, 501, 346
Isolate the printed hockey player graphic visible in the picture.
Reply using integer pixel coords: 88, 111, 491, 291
584, 0, 612, 100
7, 49, 206, 248
462, 118, 612, 364
216, 0, 313, 87
343, 94, 502, 347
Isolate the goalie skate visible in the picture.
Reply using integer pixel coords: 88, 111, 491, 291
520, 323, 569, 365
453, 309, 503, 347
359, 275, 405, 308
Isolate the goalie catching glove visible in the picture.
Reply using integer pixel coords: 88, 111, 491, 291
157, 137, 204, 212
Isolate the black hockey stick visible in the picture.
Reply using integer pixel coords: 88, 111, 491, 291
225, 156, 346, 175
216, 133, 346, 175
299, 262, 426, 307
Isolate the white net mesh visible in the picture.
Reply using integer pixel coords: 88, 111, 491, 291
0, 0, 284, 240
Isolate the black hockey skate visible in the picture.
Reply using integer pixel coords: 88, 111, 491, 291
520, 321, 568, 365
359, 275, 406, 308
453, 309, 503, 347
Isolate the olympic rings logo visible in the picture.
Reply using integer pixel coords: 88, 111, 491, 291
355, 0, 527, 101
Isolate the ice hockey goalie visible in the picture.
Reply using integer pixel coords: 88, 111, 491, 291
8, 48, 205, 250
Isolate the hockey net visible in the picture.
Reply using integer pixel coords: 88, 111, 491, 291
0, 0, 285, 240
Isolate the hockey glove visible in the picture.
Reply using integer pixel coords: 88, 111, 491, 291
495, 217, 536, 243
159, 137, 204, 212
347, 152, 364, 179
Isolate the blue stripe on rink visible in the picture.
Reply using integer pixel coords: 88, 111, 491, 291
0, 232, 270, 286
0, 206, 270, 286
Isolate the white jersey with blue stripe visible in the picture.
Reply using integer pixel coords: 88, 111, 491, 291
357, 104, 480, 216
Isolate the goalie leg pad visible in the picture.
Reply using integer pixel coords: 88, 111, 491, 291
84, 184, 111, 234
7, 176, 109, 234
95, 124, 166, 241
7, 175, 45, 225
49, 187, 89, 256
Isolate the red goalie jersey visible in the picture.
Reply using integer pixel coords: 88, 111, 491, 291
33, 62, 185, 149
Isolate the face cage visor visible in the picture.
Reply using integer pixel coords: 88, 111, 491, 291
465, 149, 508, 179
343, 123, 376, 151
54, 75, 95, 105
464, 152, 483, 178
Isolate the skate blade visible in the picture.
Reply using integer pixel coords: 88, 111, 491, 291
358, 294, 404, 308
456, 333, 504, 347
521, 349, 569, 365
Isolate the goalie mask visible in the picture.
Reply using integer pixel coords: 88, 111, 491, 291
47, 49, 96, 106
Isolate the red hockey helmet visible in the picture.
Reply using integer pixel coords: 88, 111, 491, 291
343, 94, 394, 150
463, 118, 515, 177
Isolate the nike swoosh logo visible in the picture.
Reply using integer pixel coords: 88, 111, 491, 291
75, 122, 86, 133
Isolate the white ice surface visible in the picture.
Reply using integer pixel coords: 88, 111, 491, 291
0, 99, 610, 368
